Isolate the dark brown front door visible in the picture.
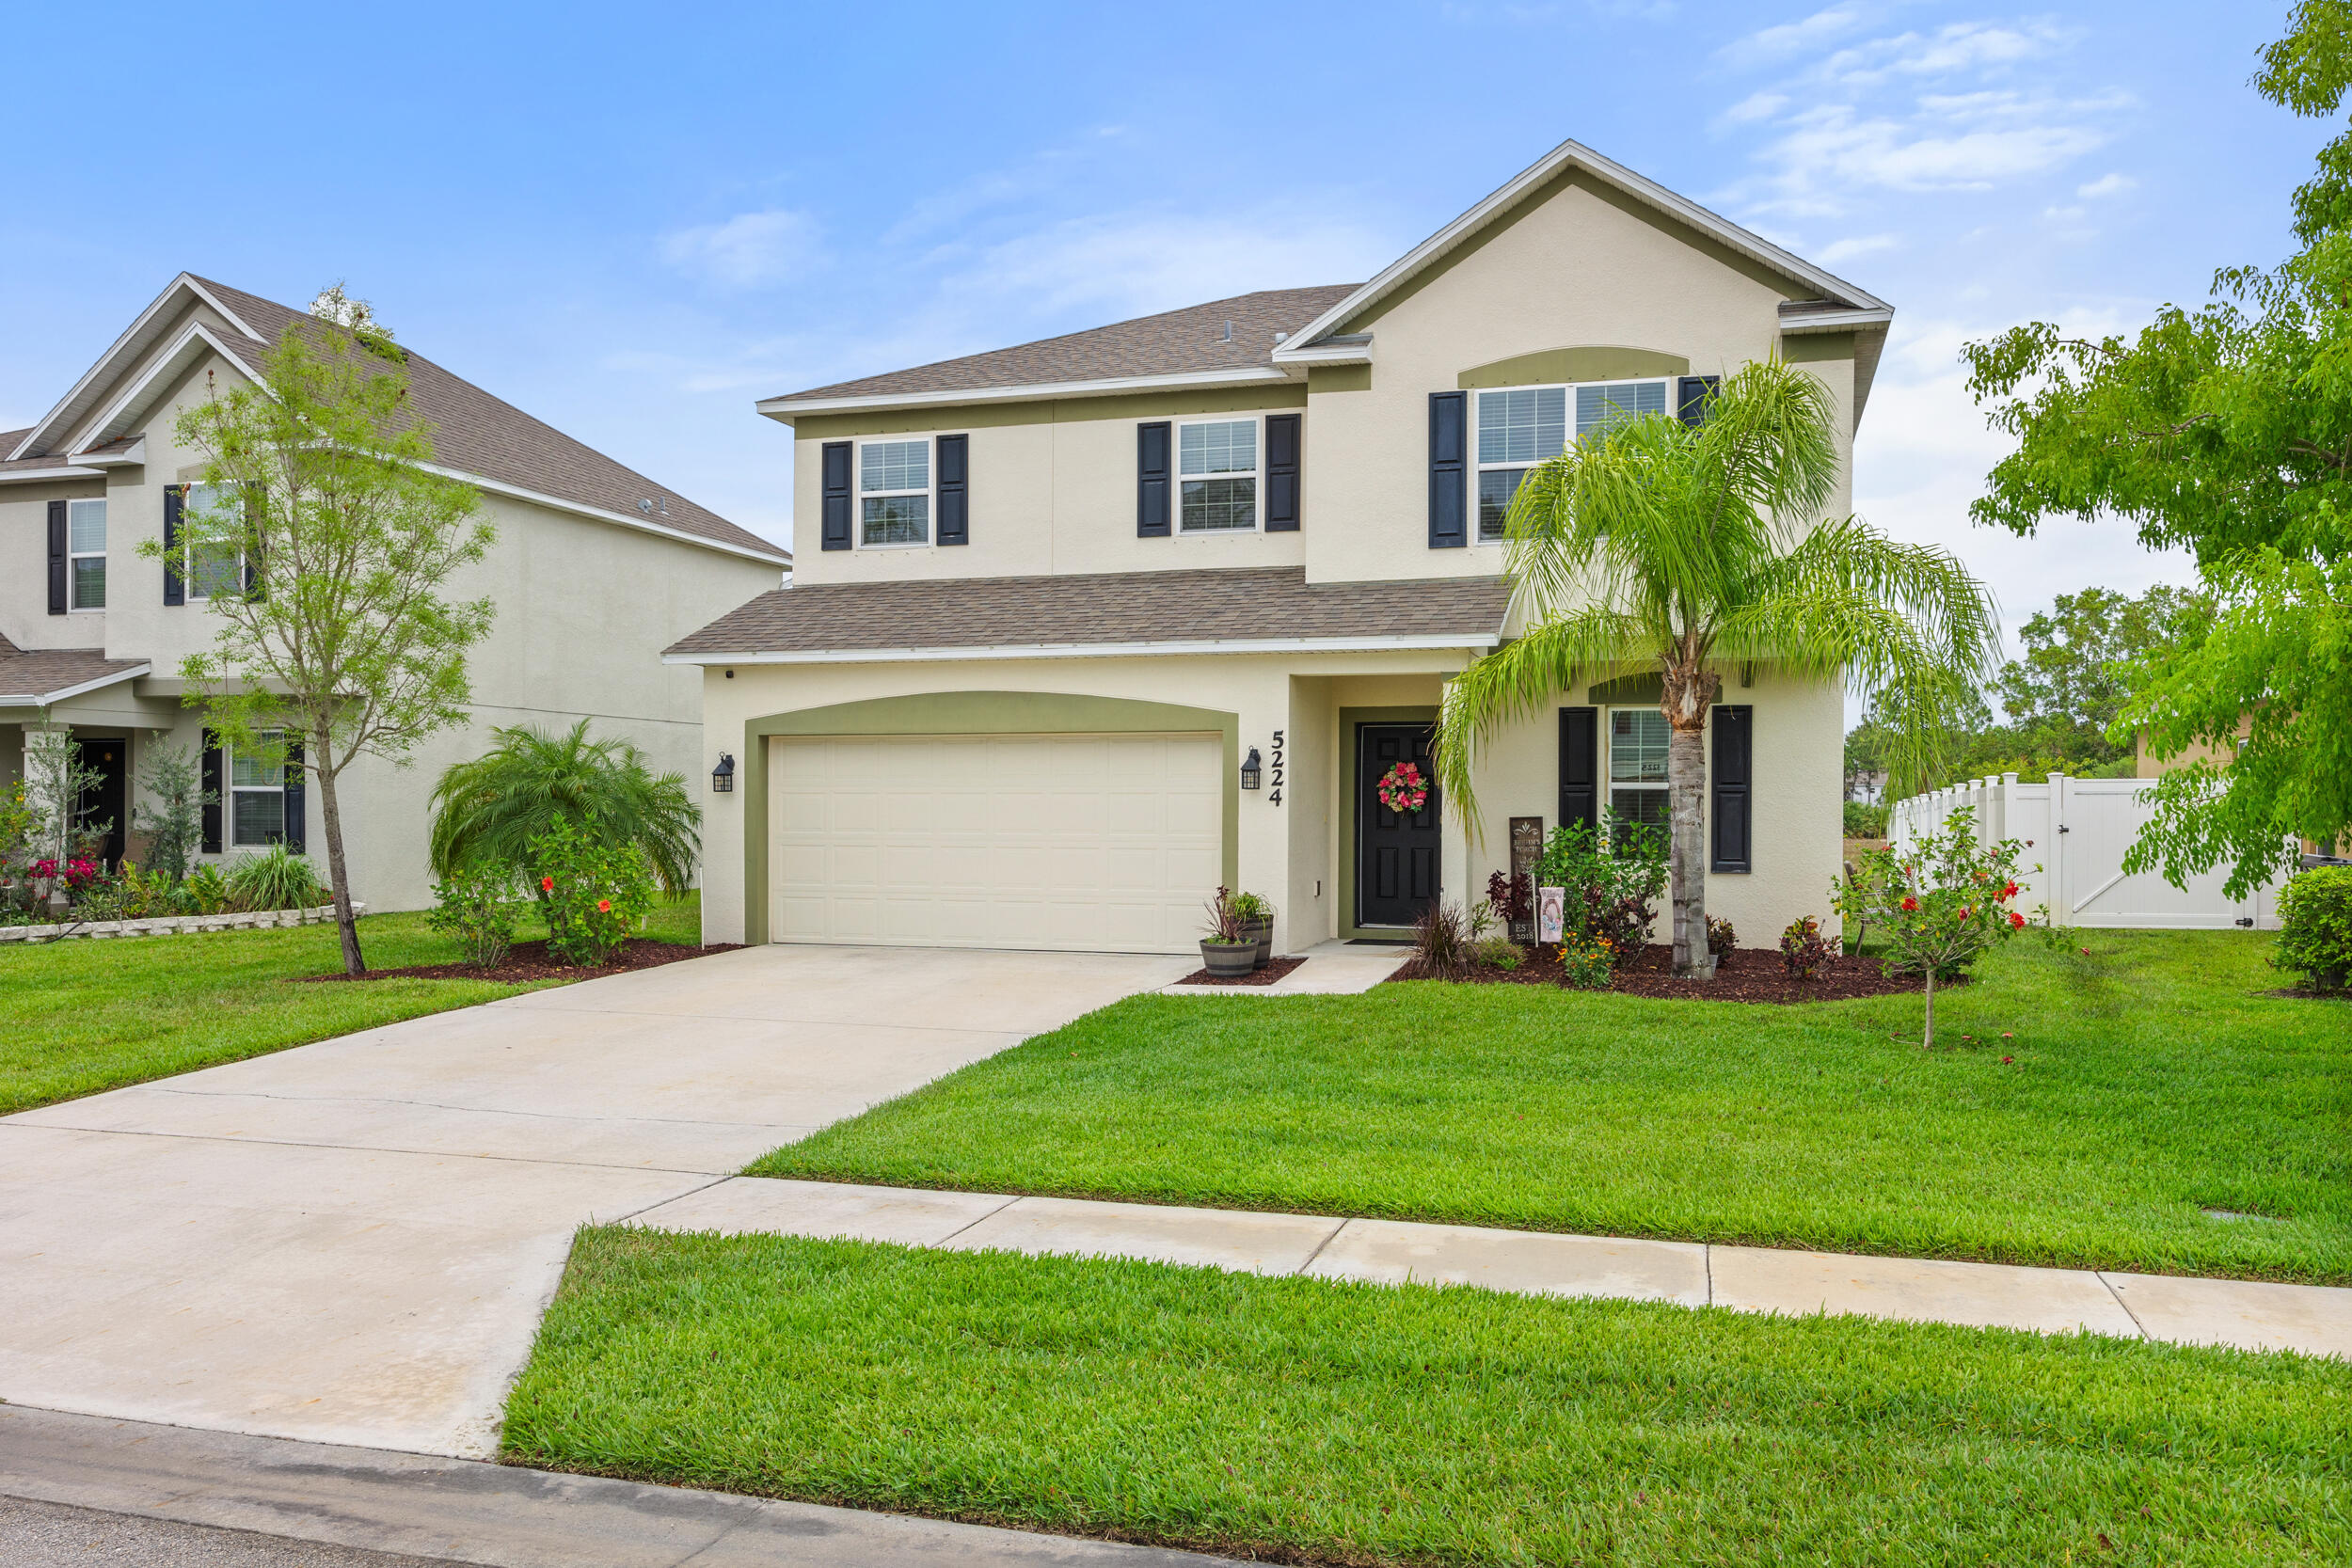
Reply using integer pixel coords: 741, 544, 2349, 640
1357, 722, 1440, 927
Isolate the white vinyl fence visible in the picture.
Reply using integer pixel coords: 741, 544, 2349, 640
1887, 774, 2284, 931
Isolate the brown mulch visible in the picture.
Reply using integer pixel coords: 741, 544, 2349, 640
1173, 954, 1310, 988
1391, 942, 1955, 1004
2259, 987, 2351, 1002
294, 938, 742, 984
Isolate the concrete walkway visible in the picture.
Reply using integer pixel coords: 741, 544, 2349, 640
1159, 939, 1407, 996
0, 945, 1192, 1457
0, 1402, 1236, 1568
634, 1177, 2352, 1359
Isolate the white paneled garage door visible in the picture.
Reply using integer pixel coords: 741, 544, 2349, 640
769, 731, 1223, 953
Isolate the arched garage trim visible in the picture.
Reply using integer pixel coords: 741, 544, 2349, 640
740, 690, 1240, 945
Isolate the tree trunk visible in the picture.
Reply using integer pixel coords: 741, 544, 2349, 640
1661, 656, 1722, 978
312, 735, 366, 977
1921, 965, 1935, 1049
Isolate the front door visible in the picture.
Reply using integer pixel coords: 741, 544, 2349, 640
1357, 722, 1440, 928
72, 736, 128, 869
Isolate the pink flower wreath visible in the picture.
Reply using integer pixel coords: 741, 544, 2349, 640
1377, 761, 1428, 815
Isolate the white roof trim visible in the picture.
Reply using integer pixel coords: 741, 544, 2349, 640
72, 436, 147, 468
417, 463, 791, 565
9, 274, 262, 462
1273, 139, 1893, 360
758, 366, 1291, 420
0, 661, 153, 706
0, 466, 105, 485
1778, 306, 1895, 335
664, 632, 1499, 667
66, 321, 253, 456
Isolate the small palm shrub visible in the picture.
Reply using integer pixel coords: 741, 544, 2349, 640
427, 862, 527, 966
532, 815, 654, 966
224, 845, 328, 911
2273, 865, 2352, 992
431, 720, 698, 895
1779, 914, 1832, 979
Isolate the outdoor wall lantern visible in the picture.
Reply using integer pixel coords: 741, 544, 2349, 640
711, 752, 736, 794
1240, 747, 1263, 791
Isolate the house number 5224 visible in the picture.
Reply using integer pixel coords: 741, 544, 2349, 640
1269, 730, 1284, 807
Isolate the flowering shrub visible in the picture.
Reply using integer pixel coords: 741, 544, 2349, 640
31, 857, 100, 890
1534, 818, 1667, 957
1869, 807, 2048, 1046
1376, 761, 1428, 815
1557, 931, 1614, 990
427, 861, 527, 966
1779, 914, 1832, 980
530, 814, 654, 966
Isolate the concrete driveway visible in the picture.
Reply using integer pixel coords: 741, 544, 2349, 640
0, 944, 1189, 1458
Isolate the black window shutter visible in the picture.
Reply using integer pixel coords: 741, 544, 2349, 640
935, 434, 968, 546
1136, 421, 1171, 536
282, 736, 307, 853
163, 486, 185, 605
1428, 392, 1467, 547
819, 441, 852, 551
1264, 413, 1301, 531
1677, 375, 1721, 428
200, 729, 223, 854
1711, 704, 1753, 873
1558, 706, 1597, 831
47, 499, 69, 614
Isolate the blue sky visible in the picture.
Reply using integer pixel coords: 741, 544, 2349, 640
2, 1, 2330, 668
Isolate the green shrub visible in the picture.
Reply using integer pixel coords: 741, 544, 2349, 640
426, 861, 527, 967
2273, 865, 2352, 992
1534, 817, 1667, 954
1706, 914, 1737, 957
183, 863, 230, 914
531, 815, 654, 967
223, 845, 328, 911
1780, 914, 1832, 979
1843, 800, 1890, 838
1471, 933, 1523, 970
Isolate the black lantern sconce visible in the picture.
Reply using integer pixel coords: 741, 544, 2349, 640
1240, 747, 1263, 791
711, 752, 736, 794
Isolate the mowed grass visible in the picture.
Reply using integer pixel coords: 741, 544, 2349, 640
504, 1228, 2351, 1568
755, 931, 2352, 1283
0, 895, 705, 1115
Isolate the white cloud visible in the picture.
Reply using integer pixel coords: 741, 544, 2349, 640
1819, 232, 1900, 262
660, 209, 823, 289
1720, 89, 1792, 125
1820, 20, 2075, 88
1716, 3, 1877, 71
1747, 101, 2108, 213
2077, 171, 2137, 199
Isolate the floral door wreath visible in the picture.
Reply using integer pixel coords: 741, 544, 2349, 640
1377, 760, 1429, 815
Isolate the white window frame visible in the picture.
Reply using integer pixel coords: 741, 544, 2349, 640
1174, 415, 1263, 535
67, 498, 107, 612
228, 730, 288, 848
1605, 705, 1671, 846
853, 435, 935, 550
1470, 377, 1674, 544
182, 483, 246, 600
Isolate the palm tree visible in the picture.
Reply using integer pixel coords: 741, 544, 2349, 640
1436, 357, 1997, 976
429, 720, 700, 895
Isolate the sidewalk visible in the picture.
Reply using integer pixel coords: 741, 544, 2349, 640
1158, 940, 1407, 996
634, 1177, 2352, 1359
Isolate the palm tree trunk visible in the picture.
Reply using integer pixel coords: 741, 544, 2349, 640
1661, 656, 1722, 978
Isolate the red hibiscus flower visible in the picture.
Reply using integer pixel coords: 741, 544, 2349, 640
1960, 906, 1974, 920
596, 898, 612, 913
2000, 881, 2019, 899
1899, 896, 1918, 912
2009, 911, 2026, 929
541, 876, 555, 892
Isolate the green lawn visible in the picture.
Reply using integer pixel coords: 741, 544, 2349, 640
0, 895, 705, 1116
504, 1228, 2351, 1568
755, 930, 2352, 1283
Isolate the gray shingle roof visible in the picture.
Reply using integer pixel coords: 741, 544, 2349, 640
0, 633, 147, 704
183, 279, 786, 562
0, 429, 84, 474
666, 566, 1512, 658
774, 285, 1359, 404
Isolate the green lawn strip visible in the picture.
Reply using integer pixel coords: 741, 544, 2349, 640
503, 1228, 2349, 1568
754, 931, 2352, 1284
0, 895, 704, 1116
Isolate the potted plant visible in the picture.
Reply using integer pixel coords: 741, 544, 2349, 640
1230, 890, 1275, 968
1200, 886, 1258, 979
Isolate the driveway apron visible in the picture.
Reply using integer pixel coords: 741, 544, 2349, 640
0, 944, 1189, 1457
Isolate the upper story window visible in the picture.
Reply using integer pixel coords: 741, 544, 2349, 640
183, 483, 246, 598
230, 732, 288, 846
1179, 418, 1258, 532
1474, 379, 1669, 541
859, 438, 930, 547
67, 499, 107, 610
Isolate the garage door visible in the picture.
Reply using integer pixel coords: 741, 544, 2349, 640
770, 731, 1223, 953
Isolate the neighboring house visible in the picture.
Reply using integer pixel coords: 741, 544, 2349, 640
1, 275, 788, 909
675, 140, 1888, 955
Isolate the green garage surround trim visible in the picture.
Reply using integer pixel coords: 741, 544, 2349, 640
1336, 705, 1440, 942
741, 690, 1241, 946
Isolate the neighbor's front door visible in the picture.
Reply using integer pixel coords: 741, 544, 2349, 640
1357, 722, 1440, 928
71, 736, 128, 868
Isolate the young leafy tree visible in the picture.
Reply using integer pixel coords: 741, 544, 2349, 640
130, 736, 212, 881
1437, 357, 1998, 975
156, 289, 495, 974
1961, 2, 2352, 894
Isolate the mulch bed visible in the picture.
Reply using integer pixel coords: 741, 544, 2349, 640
1392, 942, 1952, 1004
294, 938, 742, 984
1173, 954, 1310, 988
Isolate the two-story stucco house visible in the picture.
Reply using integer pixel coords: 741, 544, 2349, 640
675, 141, 1891, 957
2, 274, 789, 910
